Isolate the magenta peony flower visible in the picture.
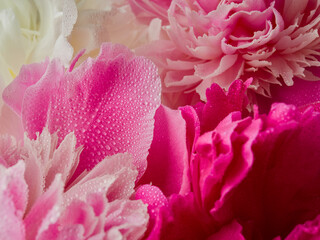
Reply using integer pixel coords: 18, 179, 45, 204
136, 78, 320, 239
3, 43, 161, 181
136, 0, 320, 107
0, 128, 149, 239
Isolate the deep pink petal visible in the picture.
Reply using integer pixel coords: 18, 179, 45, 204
135, 185, 168, 240
139, 105, 189, 196
232, 104, 320, 238
207, 220, 245, 240
200, 79, 251, 133
285, 215, 320, 240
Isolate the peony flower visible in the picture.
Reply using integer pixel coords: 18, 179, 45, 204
0, 0, 77, 88
3, 42, 161, 181
135, 80, 253, 239
135, 78, 320, 239
136, 0, 320, 108
0, 129, 149, 239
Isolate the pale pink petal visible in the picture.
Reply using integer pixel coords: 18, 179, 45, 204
139, 105, 189, 196
22, 129, 81, 210
37, 225, 84, 240
104, 199, 149, 240
59, 199, 98, 238
129, 0, 171, 23
0, 161, 27, 240
65, 153, 137, 207
24, 174, 63, 240
0, 103, 24, 141
0, 135, 21, 167
134, 0, 320, 107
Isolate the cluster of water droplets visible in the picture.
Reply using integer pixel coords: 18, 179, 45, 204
37, 47, 161, 179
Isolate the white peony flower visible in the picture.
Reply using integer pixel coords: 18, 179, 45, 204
0, 0, 77, 88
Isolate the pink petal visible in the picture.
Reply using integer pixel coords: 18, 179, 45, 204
4, 43, 161, 180
193, 113, 262, 220
200, 79, 251, 133
285, 214, 320, 240
65, 153, 137, 207
0, 161, 27, 240
0, 135, 20, 168
207, 220, 245, 240
104, 199, 149, 240
139, 105, 189, 196
24, 175, 64, 240
22, 129, 81, 210
2, 60, 49, 116
135, 185, 168, 240
232, 104, 320, 238
257, 78, 320, 112
0, 103, 24, 141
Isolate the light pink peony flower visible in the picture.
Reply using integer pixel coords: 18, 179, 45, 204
128, 0, 171, 23
0, 129, 149, 239
3, 43, 161, 181
136, 0, 320, 107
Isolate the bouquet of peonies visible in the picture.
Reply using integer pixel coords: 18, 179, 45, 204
1, 0, 320, 239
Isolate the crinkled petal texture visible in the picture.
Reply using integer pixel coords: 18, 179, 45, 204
35, 153, 149, 240
0, 161, 27, 239
3, 43, 161, 180
0, 129, 149, 239
192, 112, 262, 223
138, 78, 320, 239
137, 0, 320, 107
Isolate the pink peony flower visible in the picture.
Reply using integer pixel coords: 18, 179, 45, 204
3, 43, 161, 181
136, 0, 320, 107
0, 129, 149, 239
